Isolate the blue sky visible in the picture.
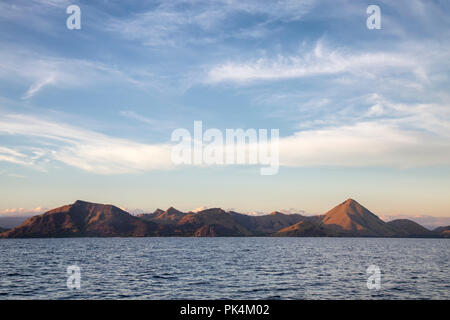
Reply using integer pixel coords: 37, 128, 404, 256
1, 0, 450, 217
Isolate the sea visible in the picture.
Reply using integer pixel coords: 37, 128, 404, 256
0, 237, 448, 299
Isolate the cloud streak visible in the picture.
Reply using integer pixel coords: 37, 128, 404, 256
0, 114, 173, 174
0, 206, 48, 217
207, 41, 427, 83
0, 147, 36, 166
0, 50, 160, 99
279, 120, 450, 168
105, 0, 317, 47
1, 98, 450, 175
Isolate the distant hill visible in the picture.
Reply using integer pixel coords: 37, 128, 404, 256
0, 200, 162, 238
139, 207, 186, 225
320, 199, 397, 237
1, 199, 449, 238
174, 208, 253, 236
274, 220, 331, 237
0, 226, 9, 233
139, 208, 306, 236
0, 216, 33, 229
387, 219, 436, 237
433, 225, 450, 238
229, 211, 306, 235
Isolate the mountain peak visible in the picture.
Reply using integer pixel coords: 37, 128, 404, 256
321, 198, 395, 236
166, 207, 183, 215
1, 199, 446, 238
198, 208, 226, 215
73, 200, 91, 206
337, 198, 368, 213
1, 200, 154, 238
73, 200, 110, 208
269, 211, 284, 216
342, 198, 358, 205
325, 198, 373, 219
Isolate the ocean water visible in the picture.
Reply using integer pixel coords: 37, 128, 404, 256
0, 237, 448, 299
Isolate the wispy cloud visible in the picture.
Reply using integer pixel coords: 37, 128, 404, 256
279, 118, 450, 168
1, 0, 449, 175
23, 76, 56, 99
119, 111, 159, 125
119, 110, 176, 132
0, 0, 71, 32
2, 96, 450, 175
0, 114, 173, 174
0, 169, 27, 179
105, 0, 317, 47
207, 41, 427, 83
0, 147, 42, 167
0, 49, 160, 99
0, 206, 48, 217
277, 94, 450, 168
191, 206, 208, 213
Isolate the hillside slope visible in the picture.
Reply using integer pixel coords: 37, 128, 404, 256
1, 200, 160, 238
320, 199, 396, 237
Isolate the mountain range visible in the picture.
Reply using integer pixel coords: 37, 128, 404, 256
0, 199, 449, 238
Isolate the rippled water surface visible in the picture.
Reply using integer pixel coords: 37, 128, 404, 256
0, 237, 449, 299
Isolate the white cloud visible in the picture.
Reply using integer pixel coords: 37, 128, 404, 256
0, 50, 159, 99
236, 208, 307, 216
191, 206, 208, 213
118, 207, 147, 216
207, 41, 425, 83
279, 119, 450, 168
0, 169, 27, 179
241, 211, 266, 216
0, 147, 42, 167
119, 111, 158, 125
0, 0, 69, 30
256, 93, 450, 168
119, 110, 176, 132
23, 76, 56, 99
0, 114, 174, 174
0, 206, 48, 217
1, 95, 450, 174
278, 208, 307, 215
105, 0, 317, 47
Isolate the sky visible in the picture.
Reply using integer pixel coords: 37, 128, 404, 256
0, 0, 450, 218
